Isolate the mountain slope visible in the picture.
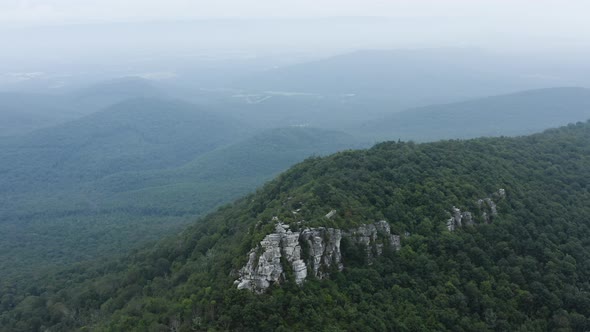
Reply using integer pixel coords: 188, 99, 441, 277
0, 127, 362, 297
3, 121, 589, 331
0, 77, 166, 136
67, 126, 364, 218
0, 97, 246, 283
69, 77, 167, 111
355, 87, 590, 141
0, 97, 245, 193
0, 92, 76, 137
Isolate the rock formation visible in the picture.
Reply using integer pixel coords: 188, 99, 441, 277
447, 189, 506, 231
235, 220, 400, 293
346, 220, 401, 259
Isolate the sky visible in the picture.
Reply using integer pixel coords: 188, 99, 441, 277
1, 0, 588, 89
0, 0, 588, 26
1, 0, 588, 51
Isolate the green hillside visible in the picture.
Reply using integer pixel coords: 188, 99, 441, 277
2, 121, 589, 331
0, 97, 245, 193
0, 97, 244, 283
0, 126, 361, 294
0, 77, 166, 136
0, 92, 76, 137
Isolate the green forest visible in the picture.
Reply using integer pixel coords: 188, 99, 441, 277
0, 100, 362, 286
2, 121, 590, 331
2, 87, 589, 300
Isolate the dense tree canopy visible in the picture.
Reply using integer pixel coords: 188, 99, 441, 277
2, 121, 590, 331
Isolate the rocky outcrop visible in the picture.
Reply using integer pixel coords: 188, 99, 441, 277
345, 220, 402, 260
477, 198, 498, 223
446, 207, 474, 231
325, 210, 337, 219
235, 220, 400, 293
235, 231, 283, 291
447, 189, 506, 231
300, 228, 343, 279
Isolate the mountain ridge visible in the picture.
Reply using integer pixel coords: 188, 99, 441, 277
355, 86, 590, 142
3, 121, 589, 331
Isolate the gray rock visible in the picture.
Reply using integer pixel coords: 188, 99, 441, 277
478, 197, 498, 223
447, 206, 463, 231
485, 198, 498, 217
236, 220, 400, 292
325, 210, 337, 219
462, 212, 474, 226
448, 189, 506, 231
343, 220, 401, 262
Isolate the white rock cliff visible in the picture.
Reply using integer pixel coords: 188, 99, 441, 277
235, 220, 401, 293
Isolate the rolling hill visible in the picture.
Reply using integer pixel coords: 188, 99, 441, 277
238, 49, 587, 107
355, 87, 590, 142
69, 77, 167, 111
0, 77, 166, 136
0, 92, 76, 137
210, 50, 590, 129
2, 121, 589, 331
0, 97, 247, 281
0, 125, 363, 293
0, 97, 245, 193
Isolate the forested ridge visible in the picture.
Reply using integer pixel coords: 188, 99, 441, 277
2, 121, 590, 331
2, 87, 589, 300
0, 114, 359, 286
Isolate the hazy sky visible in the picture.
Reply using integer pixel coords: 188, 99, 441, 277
2, 0, 588, 50
2, 1, 588, 52
1, 0, 589, 87
1, 0, 588, 26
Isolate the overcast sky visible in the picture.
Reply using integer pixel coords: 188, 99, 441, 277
0, 0, 588, 26
2, 1, 588, 48
1, 0, 589, 84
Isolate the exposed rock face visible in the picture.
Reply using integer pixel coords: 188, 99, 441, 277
448, 189, 506, 231
447, 206, 463, 231
462, 212, 474, 226
236, 231, 283, 291
346, 220, 401, 260
300, 228, 343, 279
325, 210, 337, 219
446, 207, 474, 231
477, 198, 498, 223
235, 220, 400, 293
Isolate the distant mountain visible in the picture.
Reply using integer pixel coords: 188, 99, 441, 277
0, 77, 166, 136
0, 98, 245, 193
182, 51, 590, 130
70, 77, 166, 110
4, 121, 590, 331
0, 92, 76, 136
355, 87, 590, 142
239, 49, 587, 108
